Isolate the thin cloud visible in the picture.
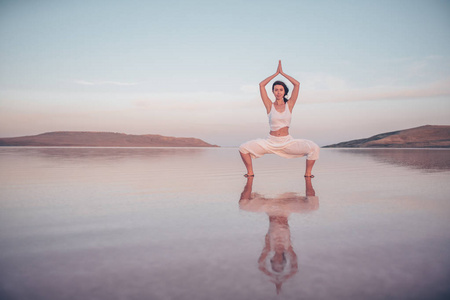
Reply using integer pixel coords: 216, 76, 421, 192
240, 84, 259, 93
132, 91, 254, 111
131, 78, 450, 111
73, 80, 138, 86
301, 78, 450, 103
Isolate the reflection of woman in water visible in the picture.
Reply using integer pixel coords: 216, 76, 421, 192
239, 177, 318, 294
239, 60, 320, 178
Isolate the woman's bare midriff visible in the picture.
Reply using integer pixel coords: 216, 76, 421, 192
270, 126, 289, 136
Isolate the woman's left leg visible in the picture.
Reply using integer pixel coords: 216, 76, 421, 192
280, 139, 320, 177
305, 159, 316, 178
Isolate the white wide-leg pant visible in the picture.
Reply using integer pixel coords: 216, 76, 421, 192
239, 135, 320, 160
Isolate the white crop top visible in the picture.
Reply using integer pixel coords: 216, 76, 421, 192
268, 103, 291, 131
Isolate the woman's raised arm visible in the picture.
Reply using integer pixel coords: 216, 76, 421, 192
259, 62, 280, 113
278, 62, 300, 111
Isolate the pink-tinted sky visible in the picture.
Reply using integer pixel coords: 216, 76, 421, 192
0, 0, 449, 146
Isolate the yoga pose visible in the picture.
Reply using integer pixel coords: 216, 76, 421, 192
239, 61, 320, 177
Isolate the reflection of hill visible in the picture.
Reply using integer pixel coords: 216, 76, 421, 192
324, 125, 450, 148
338, 149, 450, 171
0, 147, 206, 161
0, 131, 218, 147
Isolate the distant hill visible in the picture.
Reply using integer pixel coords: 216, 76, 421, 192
0, 131, 219, 147
324, 125, 450, 148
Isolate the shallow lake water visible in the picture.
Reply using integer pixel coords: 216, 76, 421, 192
1, 147, 449, 300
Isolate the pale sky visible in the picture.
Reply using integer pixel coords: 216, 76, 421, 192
0, 0, 449, 146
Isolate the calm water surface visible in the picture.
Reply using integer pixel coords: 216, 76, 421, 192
1, 147, 449, 300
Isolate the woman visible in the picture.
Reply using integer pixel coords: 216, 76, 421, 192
239, 61, 319, 177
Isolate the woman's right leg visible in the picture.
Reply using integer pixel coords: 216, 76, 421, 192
239, 151, 254, 176
238, 139, 269, 176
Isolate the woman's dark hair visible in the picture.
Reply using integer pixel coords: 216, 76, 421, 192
272, 81, 289, 103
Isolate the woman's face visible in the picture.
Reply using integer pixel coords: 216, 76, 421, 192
273, 85, 285, 100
